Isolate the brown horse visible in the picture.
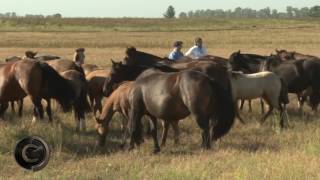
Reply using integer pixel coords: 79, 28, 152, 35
96, 81, 179, 147
104, 62, 234, 150
127, 68, 235, 152
86, 69, 110, 115
0, 60, 74, 121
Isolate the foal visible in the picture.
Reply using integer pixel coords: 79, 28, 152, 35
95, 81, 179, 147
229, 71, 289, 127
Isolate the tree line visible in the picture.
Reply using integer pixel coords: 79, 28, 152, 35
164, 5, 320, 19
0, 12, 62, 19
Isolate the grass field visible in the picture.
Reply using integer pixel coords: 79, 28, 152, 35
0, 18, 320, 180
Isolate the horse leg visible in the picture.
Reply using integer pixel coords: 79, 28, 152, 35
235, 103, 245, 124
296, 94, 304, 115
119, 114, 129, 149
89, 95, 94, 112
45, 98, 53, 122
193, 114, 210, 149
149, 116, 160, 153
18, 99, 23, 117
260, 98, 265, 114
96, 96, 103, 114
160, 120, 170, 147
260, 105, 274, 124
145, 117, 153, 137
239, 99, 245, 111
0, 102, 9, 120
31, 97, 44, 123
248, 100, 252, 113
278, 103, 289, 129
171, 121, 180, 145
128, 100, 144, 151
10, 101, 15, 113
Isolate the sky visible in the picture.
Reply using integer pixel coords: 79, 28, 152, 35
0, 0, 319, 18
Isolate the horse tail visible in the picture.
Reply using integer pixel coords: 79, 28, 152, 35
209, 78, 235, 141
39, 62, 74, 111
279, 78, 289, 105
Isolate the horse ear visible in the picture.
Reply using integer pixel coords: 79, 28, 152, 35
237, 50, 241, 54
275, 49, 280, 53
111, 59, 116, 65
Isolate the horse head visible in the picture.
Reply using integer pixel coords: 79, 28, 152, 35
103, 59, 134, 97
263, 54, 283, 71
228, 50, 252, 73
275, 49, 294, 61
25, 51, 37, 59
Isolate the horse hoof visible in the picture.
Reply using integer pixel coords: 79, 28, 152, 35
119, 144, 126, 150
153, 148, 160, 154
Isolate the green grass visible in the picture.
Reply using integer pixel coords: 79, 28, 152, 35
0, 18, 319, 32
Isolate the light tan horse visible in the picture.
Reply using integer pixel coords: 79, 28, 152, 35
229, 71, 289, 127
95, 81, 179, 147
86, 69, 110, 115
47, 59, 83, 73
81, 63, 100, 76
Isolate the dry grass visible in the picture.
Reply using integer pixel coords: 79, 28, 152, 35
0, 19, 320, 179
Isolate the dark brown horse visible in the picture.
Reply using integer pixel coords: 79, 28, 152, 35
274, 50, 320, 111
264, 55, 320, 111
60, 70, 91, 131
112, 68, 234, 152
0, 60, 74, 121
104, 62, 234, 151
123, 46, 230, 67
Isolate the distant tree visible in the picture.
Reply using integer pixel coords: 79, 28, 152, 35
300, 7, 310, 17
179, 12, 187, 19
163, 5, 175, 19
187, 11, 194, 18
309, 5, 320, 17
287, 6, 294, 18
52, 13, 62, 18
271, 9, 279, 18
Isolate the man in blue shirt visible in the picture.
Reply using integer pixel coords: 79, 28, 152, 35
168, 41, 184, 61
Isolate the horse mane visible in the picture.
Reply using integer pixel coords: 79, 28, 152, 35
125, 46, 165, 66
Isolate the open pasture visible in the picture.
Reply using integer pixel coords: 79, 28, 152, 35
0, 18, 320, 179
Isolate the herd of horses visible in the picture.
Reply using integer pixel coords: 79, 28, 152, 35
1, 48, 320, 153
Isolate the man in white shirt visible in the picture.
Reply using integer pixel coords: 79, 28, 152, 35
185, 37, 208, 59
